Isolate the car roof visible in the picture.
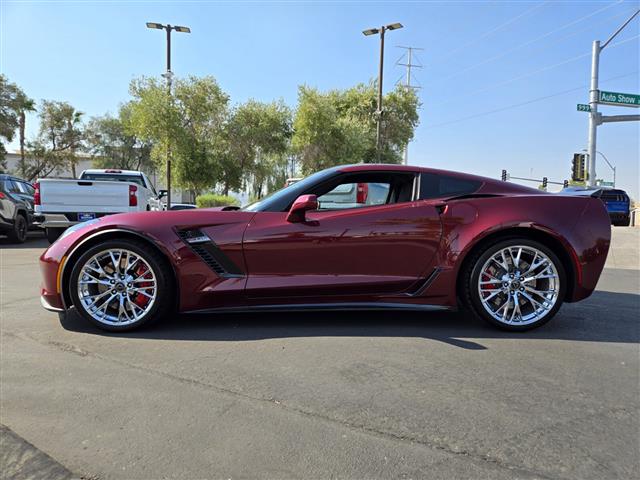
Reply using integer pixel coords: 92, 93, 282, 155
0, 173, 29, 182
335, 163, 515, 186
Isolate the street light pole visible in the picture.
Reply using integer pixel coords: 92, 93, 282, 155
376, 26, 385, 164
582, 149, 616, 186
146, 22, 191, 210
363, 23, 403, 163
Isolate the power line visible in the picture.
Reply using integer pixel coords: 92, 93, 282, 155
429, 33, 639, 108
436, 1, 626, 82
433, 1, 549, 62
425, 70, 638, 129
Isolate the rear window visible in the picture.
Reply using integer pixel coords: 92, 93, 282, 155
598, 190, 629, 202
81, 173, 145, 187
420, 173, 481, 200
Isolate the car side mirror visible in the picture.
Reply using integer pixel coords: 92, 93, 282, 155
158, 189, 168, 198
286, 194, 318, 223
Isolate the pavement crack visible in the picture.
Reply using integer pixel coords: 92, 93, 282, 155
46, 340, 90, 357
19, 332, 567, 480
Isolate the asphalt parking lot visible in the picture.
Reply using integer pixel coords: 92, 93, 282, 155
1, 229, 639, 480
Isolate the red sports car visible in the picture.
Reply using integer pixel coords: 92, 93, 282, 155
39, 164, 611, 332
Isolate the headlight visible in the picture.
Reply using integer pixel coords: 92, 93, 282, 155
57, 219, 101, 242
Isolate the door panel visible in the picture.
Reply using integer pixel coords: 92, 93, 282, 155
243, 202, 442, 300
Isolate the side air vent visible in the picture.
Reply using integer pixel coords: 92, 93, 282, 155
176, 229, 244, 277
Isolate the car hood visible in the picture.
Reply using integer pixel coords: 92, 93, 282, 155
95, 208, 256, 231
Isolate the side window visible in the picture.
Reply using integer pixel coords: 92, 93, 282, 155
5, 180, 21, 194
317, 182, 391, 210
19, 182, 34, 195
420, 173, 481, 200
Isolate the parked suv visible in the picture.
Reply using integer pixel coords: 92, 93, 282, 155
0, 174, 36, 243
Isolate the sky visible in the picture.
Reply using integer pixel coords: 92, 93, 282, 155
1, 0, 639, 198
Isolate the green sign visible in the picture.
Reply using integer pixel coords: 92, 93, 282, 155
577, 104, 591, 112
598, 180, 615, 187
598, 90, 640, 107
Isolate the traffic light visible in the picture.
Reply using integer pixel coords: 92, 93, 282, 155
542, 177, 548, 189
501, 169, 507, 181
563, 180, 569, 188
572, 153, 586, 181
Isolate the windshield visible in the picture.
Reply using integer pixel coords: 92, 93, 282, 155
242, 168, 339, 212
81, 173, 145, 187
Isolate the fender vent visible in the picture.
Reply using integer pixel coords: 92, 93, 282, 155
176, 229, 243, 277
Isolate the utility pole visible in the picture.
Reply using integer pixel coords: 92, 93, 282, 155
363, 23, 404, 163
146, 22, 191, 209
586, 9, 639, 187
396, 46, 423, 165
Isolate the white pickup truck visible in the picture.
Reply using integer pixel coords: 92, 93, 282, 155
35, 169, 164, 242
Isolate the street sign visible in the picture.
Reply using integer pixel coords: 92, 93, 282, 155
577, 104, 591, 112
598, 90, 640, 107
598, 180, 615, 187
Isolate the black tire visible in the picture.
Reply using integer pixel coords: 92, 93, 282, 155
462, 238, 566, 331
613, 216, 630, 227
7, 214, 27, 243
69, 239, 173, 332
45, 227, 65, 244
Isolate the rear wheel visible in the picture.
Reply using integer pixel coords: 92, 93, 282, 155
69, 239, 172, 332
7, 214, 27, 243
45, 227, 65, 244
463, 238, 566, 331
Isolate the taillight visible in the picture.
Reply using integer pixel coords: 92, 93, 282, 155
34, 182, 41, 205
129, 184, 137, 207
356, 183, 369, 204
0, 192, 5, 199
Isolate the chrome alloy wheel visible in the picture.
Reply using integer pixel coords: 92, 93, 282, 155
76, 248, 157, 326
477, 245, 560, 326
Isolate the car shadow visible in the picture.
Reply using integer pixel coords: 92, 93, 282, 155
59, 290, 639, 350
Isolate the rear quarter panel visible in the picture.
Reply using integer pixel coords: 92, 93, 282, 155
421, 194, 611, 306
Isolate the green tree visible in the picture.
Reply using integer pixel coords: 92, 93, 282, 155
25, 100, 84, 180
128, 76, 229, 196
292, 83, 419, 174
85, 103, 154, 171
0, 75, 34, 173
224, 99, 292, 196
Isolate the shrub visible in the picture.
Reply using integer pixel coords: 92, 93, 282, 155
196, 194, 240, 208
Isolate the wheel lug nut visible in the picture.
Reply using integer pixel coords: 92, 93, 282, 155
110, 280, 115, 284
111, 289, 116, 294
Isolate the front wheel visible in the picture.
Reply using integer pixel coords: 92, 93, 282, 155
463, 238, 566, 331
69, 239, 173, 332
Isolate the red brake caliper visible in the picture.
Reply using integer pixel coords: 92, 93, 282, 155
133, 264, 151, 308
